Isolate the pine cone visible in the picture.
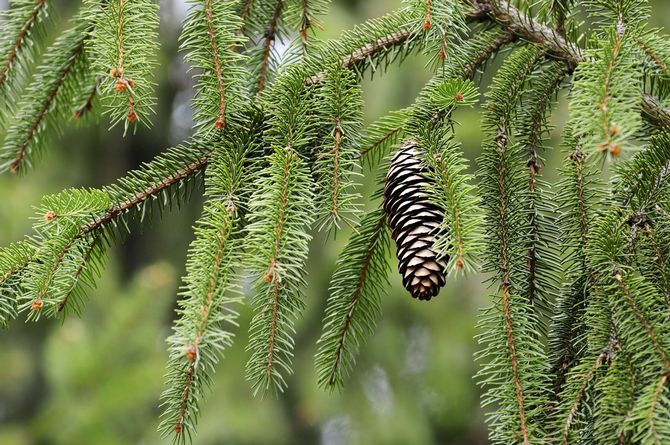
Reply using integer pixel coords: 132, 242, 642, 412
384, 141, 448, 301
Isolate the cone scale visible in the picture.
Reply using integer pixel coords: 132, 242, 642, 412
384, 141, 448, 300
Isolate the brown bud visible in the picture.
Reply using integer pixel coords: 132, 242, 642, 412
114, 80, 127, 92
454, 91, 464, 102
174, 424, 182, 434
31, 299, 43, 311
214, 116, 225, 130
45, 211, 58, 221
185, 344, 197, 362
438, 48, 446, 60
109, 68, 120, 78
127, 110, 137, 122
609, 144, 622, 157
423, 19, 432, 30
456, 258, 464, 269
263, 271, 274, 283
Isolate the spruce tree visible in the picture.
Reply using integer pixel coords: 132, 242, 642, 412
2, 0, 670, 443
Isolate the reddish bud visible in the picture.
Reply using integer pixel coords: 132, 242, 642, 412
45, 211, 58, 221
454, 91, 464, 102
175, 424, 182, 434
185, 344, 197, 362
214, 116, 225, 130
456, 258, 464, 269
438, 48, 446, 60
423, 19, 432, 30
263, 271, 274, 283
609, 144, 622, 157
127, 110, 137, 122
109, 68, 120, 78
31, 299, 43, 311
114, 80, 127, 92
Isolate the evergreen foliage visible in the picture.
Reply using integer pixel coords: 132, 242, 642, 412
3, 0, 670, 443
86, 0, 159, 129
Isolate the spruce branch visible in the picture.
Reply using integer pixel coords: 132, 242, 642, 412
81, 154, 208, 235
257, 0, 284, 93
315, 209, 390, 389
1, 19, 90, 173
422, 125, 483, 274
516, 62, 567, 314
160, 113, 264, 443
0, 0, 51, 111
245, 71, 315, 395
476, 44, 550, 444
550, 139, 605, 395
359, 108, 410, 170
0, 241, 36, 327
313, 65, 363, 231
569, 26, 642, 156
360, 27, 515, 169
87, 0, 159, 127
244, 147, 314, 395
180, 0, 246, 133
468, 0, 670, 128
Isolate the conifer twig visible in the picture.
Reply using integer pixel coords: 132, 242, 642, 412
0, 0, 48, 90
258, 0, 284, 93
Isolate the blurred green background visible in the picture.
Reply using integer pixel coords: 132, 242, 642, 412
0, 1, 668, 444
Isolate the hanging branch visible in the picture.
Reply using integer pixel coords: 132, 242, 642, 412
313, 65, 363, 231
0, 0, 51, 108
87, 0, 159, 127
1, 20, 90, 174
159, 113, 264, 442
181, 0, 245, 133
315, 209, 390, 389
477, 45, 550, 444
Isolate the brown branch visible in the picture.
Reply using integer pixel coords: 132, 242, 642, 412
615, 270, 670, 371
471, 0, 581, 67
73, 76, 103, 119
80, 156, 208, 235
359, 128, 401, 161
264, 149, 295, 378
115, 0, 126, 76
299, 0, 310, 52
205, 0, 227, 130
526, 66, 568, 304
330, 123, 342, 219
561, 351, 608, 444
0, 0, 47, 90
258, 0, 284, 93
175, 216, 232, 435
241, 0, 253, 22
11, 38, 86, 173
494, 126, 530, 445
327, 213, 386, 387
56, 239, 96, 313
307, 29, 414, 85
471, 0, 670, 127
635, 35, 670, 77
642, 93, 670, 128
648, 373, 669, 445
462, 31, 516, 79
424, 0, 433, 29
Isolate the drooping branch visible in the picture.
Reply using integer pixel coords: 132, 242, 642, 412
0, 0, 49, 91
258, 0, 284, 93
